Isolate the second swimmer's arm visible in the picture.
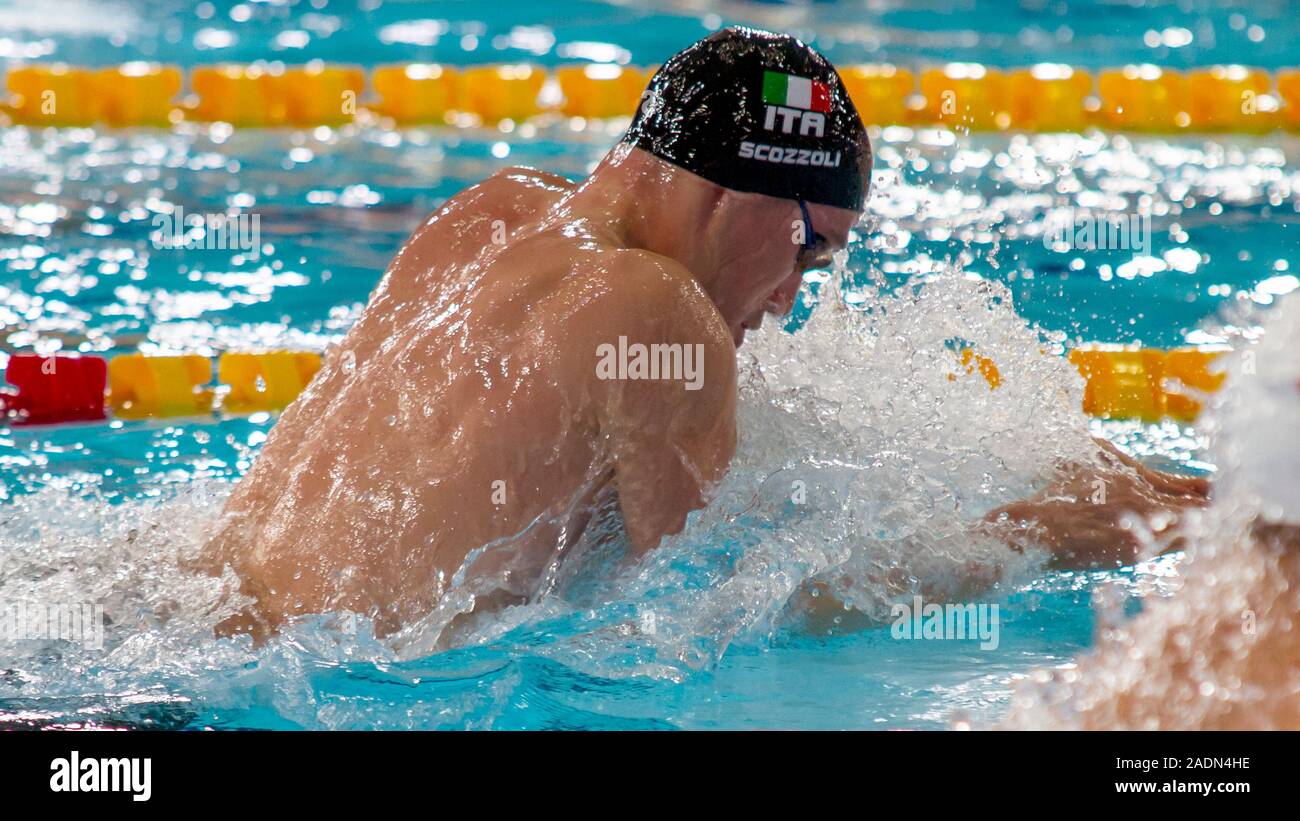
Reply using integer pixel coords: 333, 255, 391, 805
982, 438, 1210, 569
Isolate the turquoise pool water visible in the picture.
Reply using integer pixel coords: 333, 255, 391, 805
0, 1, 1296, 729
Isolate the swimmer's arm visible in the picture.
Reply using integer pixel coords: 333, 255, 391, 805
983, 438, 1210, 569
604, 341, 737, 555
795, 441, 1213, 629
588, 269, 738, 555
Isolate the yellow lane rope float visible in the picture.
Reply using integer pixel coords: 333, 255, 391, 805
1, 347, 1222, 425
948, 345, 1226, 423
1068, 345, 1227, 423
3, 61, 1300, 132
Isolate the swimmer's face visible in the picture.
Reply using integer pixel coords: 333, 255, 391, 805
712, 197, 858, 348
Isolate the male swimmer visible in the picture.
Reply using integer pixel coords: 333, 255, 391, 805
200, 28, 1206, 640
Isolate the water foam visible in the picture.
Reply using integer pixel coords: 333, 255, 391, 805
1, 266, 1100, 724
415, 264, 1096, 676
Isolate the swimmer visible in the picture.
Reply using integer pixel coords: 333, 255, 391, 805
199, 27, 1206, 641
1005, 295, 1300, 729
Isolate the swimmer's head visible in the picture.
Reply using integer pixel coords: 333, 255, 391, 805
625, 26, 872, 211
622, 27, 872, 346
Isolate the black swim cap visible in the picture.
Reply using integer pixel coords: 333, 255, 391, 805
623, 27, 872, 211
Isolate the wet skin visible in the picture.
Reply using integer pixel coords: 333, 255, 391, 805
200, 146, 856, 638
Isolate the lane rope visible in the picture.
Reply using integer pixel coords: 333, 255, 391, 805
2, 61, 1298, 132
0, 347, 1226, 425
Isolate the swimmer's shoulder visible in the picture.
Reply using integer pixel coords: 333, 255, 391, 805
462, 166, 575, 213
568, 248, 738, 462
392, 167, 574, 276
619, 249, 731, 334
487, 166, 577, 194
572, 248, 736, 376
417, 166, 574, 233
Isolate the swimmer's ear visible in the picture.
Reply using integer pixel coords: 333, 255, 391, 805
766, 272, 803, 316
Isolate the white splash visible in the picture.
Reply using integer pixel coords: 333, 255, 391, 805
0, 266, 1101, 723
1004, 294, 1300, 729
439, 266, 1095, 676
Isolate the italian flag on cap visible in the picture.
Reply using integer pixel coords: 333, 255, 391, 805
762, 70, 831, 113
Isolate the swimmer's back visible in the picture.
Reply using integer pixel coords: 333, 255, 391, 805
206, 165, 734, 635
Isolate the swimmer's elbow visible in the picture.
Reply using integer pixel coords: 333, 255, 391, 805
623, 495, 697, 557
625, 525, 664, 557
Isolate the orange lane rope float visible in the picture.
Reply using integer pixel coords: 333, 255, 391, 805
950, 347, 1004, 390
107, 354, 217, 419
218, 351, 322, 413
1068, 345, 1228, 423
2, 61, 1299, 132
3, 347, 1223, 426
946, 345, 1226, 422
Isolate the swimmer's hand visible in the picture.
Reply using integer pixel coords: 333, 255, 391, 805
1251, 518, 1300, 552
982, 438, 1210, 569
794, 440, 1209, 632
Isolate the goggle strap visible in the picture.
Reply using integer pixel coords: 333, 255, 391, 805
798, 200, 816, 250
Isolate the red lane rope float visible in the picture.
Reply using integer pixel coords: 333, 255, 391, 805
0, 354, 107, 424
2, 61, 1299, 132
1, 348, 1223, 427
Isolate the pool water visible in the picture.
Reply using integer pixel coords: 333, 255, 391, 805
0, 0, 1297, 729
